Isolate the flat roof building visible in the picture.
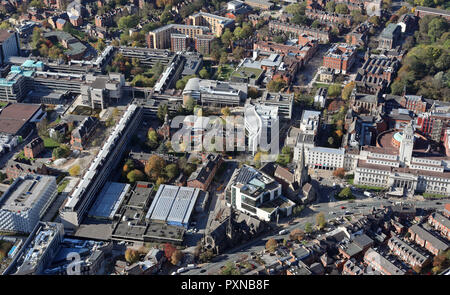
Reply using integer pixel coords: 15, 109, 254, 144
145, 184, 202, 228
88, 182, 130, 220
0, 175, 58, 233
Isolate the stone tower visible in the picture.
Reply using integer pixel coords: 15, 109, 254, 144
399, 122, 414, 165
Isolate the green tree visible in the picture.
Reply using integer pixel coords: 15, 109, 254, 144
127, 169, 145, 183
335, 3, 349, 14
165, 163, 179, 179
428, 17, 448, 43
316, 212, 326, 230
338, 187, 353, 199
221, 28, 234, 47
199, 67, 210, 79
326, 1, 336, 13
157, 104, 168, 122
220, 262, 241, 275
184, 97, 196, 113
171, 250, 183, 265
305, 222, 313, 234
328, 84, 342, 98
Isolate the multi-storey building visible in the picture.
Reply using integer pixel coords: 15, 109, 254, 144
378, 23, 401, 50
400, 95, 427, 114
387, 236, 431, 269
225, 165, 295, 221
305, 9, 352, 26
146, 24, 210, 50
323, 43, 357, 74
23, 137, 44, 159
182, 78, 248, 107
60, 104, 143, 229
70, 116, 99, 151
0, 175, 57, 233
355, 55, 399, 94
0, 29, 20, 65
269, 21, 330, 43
170, 34, 189, 52
428, 212, 450, 240
364, 248, 406, 275
408, 224, 449, 256
188, 12, 234, 37
194, 34, 215, 55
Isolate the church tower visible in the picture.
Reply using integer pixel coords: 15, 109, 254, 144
399, 122, 414, 166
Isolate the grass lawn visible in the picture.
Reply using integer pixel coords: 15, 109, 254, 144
0, 101, 9, 107
217, 64, 234, 81
423, 193, 449, 199
354, 184, 385, 191
43, 137, 60, 149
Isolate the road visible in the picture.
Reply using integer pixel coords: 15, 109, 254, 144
183, 194, 445, 275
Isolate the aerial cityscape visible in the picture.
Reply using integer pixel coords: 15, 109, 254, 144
0, 0, 449, 279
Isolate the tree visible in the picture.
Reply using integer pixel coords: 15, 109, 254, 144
342, 82, 355, 100
338, 187, 353, 199
220, 261, 241, 275
171, 249, 183, 265
184, 97, 196, 113
328, 84, 342, 98
127, 169, 145, 183
335, 3, 349, 14
232, 46, 245, 61
221, 28, 234, 48
428, 17, 448, 43
368, 16, 380, 27
163, 243, 176, 260
265, 238, 278, 252
316, 212, 326, 230
221, 107, 231, 117
248, 87, 259, 99
267, 78, 287, 92
333, 168, 346, 179
326, 1, 336, 13
157, 104, 168, 122
68, 165, 80, 176
305, 222, 313, 234
147, 128, 159, 149
289, 229, 305, 241
199, 67, 210, 79
144, 155, 165, 180
123, 159, 135, 174
328, 137, 334, 146
165, 163, 179, 179
52, 145, 71, 159
125, 248, 140, 264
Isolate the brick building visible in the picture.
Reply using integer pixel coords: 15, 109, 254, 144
70, 116, 99, 151
323, 43, 357, 74
187, 154, 223, 191
408, 224, 449, 256
428, 212, 450, 241
24, 137, 45, 159
399, 95, 427, 114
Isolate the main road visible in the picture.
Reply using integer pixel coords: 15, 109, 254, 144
183, 195, 445, 275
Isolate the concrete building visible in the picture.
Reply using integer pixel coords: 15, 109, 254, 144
0, 175, 57, 233
0, 29, 20, 65
256, 91, 294, 119
60, 104, 143, 229
244, 103, 279, 155
183, 78, 248, 107
13, 222, 64, 275
225, 165, 295, 222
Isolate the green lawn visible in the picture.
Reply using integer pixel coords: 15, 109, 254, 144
354, 184, 385, 191
423, 193, 449, 199
43, 137, 60, 148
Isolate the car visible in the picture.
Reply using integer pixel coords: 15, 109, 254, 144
200, 269, 207, 273
436, 202, 442, 205
341, 206, 346, 209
